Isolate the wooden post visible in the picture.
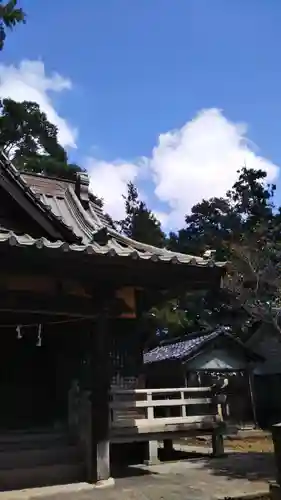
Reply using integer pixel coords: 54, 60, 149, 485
146, 440, 159, 465
271, 424, 281, 499
163, 390, 173, 457
211, 388, 225, 457
272, 424, 281, 485
212, 427, 224, 457
144, 391, 159, 464
248, 369, 258, 428
89, 310, 114, 487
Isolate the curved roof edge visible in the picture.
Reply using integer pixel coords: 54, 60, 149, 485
6, 163, 227, 268
0, 151, 80, 242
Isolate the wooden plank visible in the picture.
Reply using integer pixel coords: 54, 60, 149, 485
110, 426, 222, 443
111, 414, 219, 429
181, 390, 187, 418
111, 418, 221, 435
110, 397, 212, 409
0, 290, 129, 319
147, 391, 154, 421
137, 415, 219, 426
111, 387, 212, 395
7, 275, 55, 293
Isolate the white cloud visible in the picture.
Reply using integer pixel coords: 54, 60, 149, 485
0, 60, 77, 148
149, 108, 279, 228
2, 63, 275, 231
87, 108, 279, 229
86, 158, 138, 220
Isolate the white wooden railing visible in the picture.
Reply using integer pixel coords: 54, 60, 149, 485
110, 387, 223, 432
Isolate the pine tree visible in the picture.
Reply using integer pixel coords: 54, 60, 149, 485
119, 182, 166, 247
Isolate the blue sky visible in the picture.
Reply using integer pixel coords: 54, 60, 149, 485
1, 0, 281, 228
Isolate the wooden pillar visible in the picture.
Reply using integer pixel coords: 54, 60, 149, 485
144, 440, 159, 465
272, 425, 281, 485
271, 424, 281, 499
211, 427, 224, 457
248, 369, 258, 428
89, 310, 113, 486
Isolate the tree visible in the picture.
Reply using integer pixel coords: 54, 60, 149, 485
119, 182, 166, 247
229, 167, 275, 230
119, 183, 191, 341
167, 167, 276, 260
220, 169, 281, 332
139, 166, 280, 343
164, 167, 279, 339
0, 99, 66, 161
224, 224, 281, 335
168, 197, 239, 260
19, 155, 84, 181
0, 0, 25, 50
0, 98, 84, 180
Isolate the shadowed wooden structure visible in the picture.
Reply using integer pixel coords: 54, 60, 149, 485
0, 151, 226, 490
143, 327, 263, 428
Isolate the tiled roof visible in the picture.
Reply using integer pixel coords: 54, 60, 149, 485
0, 229, 225, 264
21, 173, 226, 267
0, 153, 78, 241
143, 329, 223, 364
0, 153, 226, 267
142, 326, 261, 364
22, 173, 111, 236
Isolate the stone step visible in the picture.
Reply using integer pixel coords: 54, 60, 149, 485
0, 462, 85, 491
0, 444, 81, 469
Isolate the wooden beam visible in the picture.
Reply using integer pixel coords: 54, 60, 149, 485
115, 287, 136, 318
0, 246, 223, 291
0, 273, 95, 298
0, 291, 131, 319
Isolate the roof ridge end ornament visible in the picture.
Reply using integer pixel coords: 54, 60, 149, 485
75, 171, 89, 209
203, 248, 216, 260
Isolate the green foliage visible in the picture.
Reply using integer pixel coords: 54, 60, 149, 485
163, 167, 280, 340
0, 98, 117, 228
168, 196, 237, 260
119, 182, 166, 247
18, 156, 84, 181
225, 227, 281, 334
0, 99, 66, 161
117, 168, 281, 342
0, 0, 25, 50
0, 98, 84, 180
167, 167, 276, 260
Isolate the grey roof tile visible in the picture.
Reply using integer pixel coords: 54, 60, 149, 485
0, 230, 225, 265
143, 326, 263, 364
143, 330, 221, 364
0, 153, 78, 240
0, 156, 227, 267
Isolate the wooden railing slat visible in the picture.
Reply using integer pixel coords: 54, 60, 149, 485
110, 397, 212, 409
111, 386, 212, 395
112, 415, 219, 428
109, 386, 223, 431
